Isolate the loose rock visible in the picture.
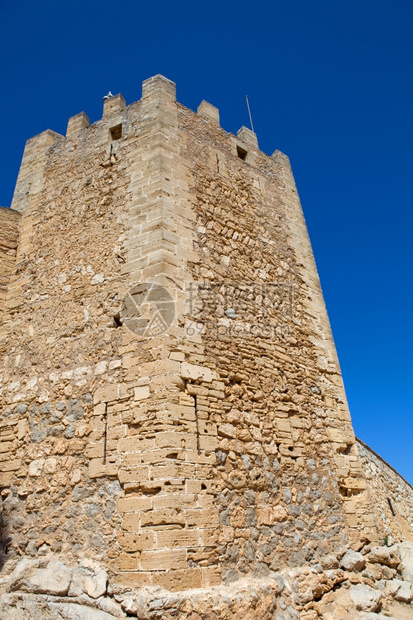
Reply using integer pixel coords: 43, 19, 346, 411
340, 549, 366, 572
349, 584, 382, 612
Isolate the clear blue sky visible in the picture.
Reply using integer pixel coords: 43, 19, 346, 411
1, 1, 412, 482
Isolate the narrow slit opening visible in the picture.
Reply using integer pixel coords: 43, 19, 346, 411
387, 497, 396, 516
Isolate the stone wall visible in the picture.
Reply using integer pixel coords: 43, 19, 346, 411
0, 207, 20, 323
357, 439, 413, 543
1, 75, 409, 600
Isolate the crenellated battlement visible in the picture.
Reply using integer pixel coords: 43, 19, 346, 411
12, 75, 264, 218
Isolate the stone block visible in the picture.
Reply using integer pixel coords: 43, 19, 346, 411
140, 508, 186, 528
153, 567, 202, 591
340, 549, 366, 572
118, 466, 149, 485
89, 458, 119, 479
117, 436, 156, 453
117, 530, 155, 552
155, 431, 197, 450
236, 126, 258, 148
94, 384, 118, 404
197, 100, 220, 124
139, 359, 180, 377
153, 493, 196, 510
117, 496, 152, 513
142, 74, 176, 102
185, 507, 219, 528
134, 385, 150, 401
201, 566, 221, 587
156, 529, 199, 548
118, 552, 139, 570
257, 505, 288, 525
140, 549, 187, 571
103, 93, 126, 117
181, 362, 217, 382
397, 542, 413, 583
66, 112, 90, 136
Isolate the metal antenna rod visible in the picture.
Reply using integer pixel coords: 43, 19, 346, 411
245, 95, 255, 133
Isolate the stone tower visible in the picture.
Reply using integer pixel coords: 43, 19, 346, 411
1, 76, 410, 610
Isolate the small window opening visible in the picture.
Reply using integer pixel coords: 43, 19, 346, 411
113, 314, 122, 328
110, 124, 122, 140
237, 145, 248, 161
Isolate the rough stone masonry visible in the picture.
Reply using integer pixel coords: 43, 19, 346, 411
0, 75, 412, 618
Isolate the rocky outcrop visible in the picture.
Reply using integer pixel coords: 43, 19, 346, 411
1, 542, 413, 619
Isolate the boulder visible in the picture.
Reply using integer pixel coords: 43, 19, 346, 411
320, 554, 339, 570
393, 580, 413, 604
340, 549, 366, 572
7, 559, 72, 596
397, 542, 413, 583
367, 545, 400, 568
349, 584, 382, 612
68, 558, 107, 599
364, 562, 382, 581
96, 598, 127, 618
120, 597, 138, 614
385, 578, 404, 597
0, 593, 118, 620
40, 603, 117, 619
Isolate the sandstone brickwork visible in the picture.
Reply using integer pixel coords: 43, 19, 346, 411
0, 75, 412, 617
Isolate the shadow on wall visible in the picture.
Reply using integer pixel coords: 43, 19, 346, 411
0, 511, 11, 572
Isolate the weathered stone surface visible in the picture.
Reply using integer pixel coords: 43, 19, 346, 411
0, 594, 119, 620
320, 554, 339, 569
349, 584, 382, 612
397, 542, 413, 583
367, 545, 400, 568
359, 614, 397, 620
120, 597, 138, 614
7, 559, 72, 596
340, 549, 366, 572
364, 562, 383, 581
393, 579, 413, 603
96, 598, 127, 617
68, 559, 107, 599
385, 600, 413, 620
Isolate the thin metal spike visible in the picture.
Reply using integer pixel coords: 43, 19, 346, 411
245, 95, 255, 133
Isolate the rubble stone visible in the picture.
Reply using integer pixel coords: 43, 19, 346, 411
398, 542, 413, 583
367, 545, 400, 568
341, 549, 366, 572
349, 584, 382, 612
